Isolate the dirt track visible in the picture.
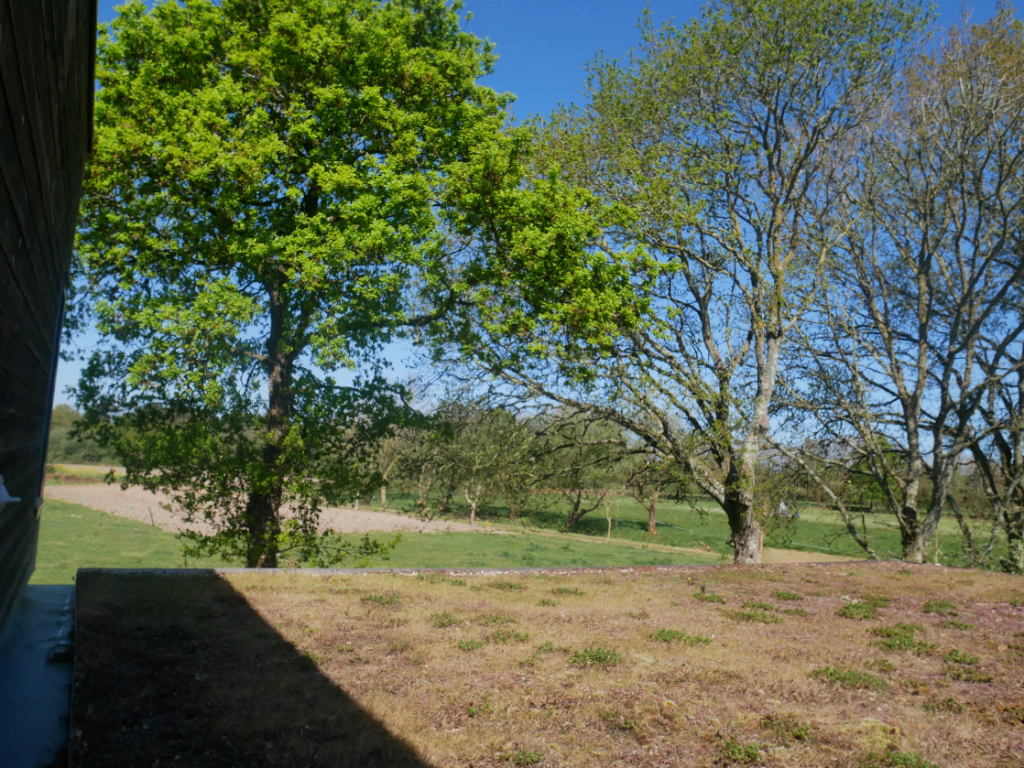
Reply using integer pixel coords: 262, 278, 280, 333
44, 482, 857, 563
44, 484, 495, 536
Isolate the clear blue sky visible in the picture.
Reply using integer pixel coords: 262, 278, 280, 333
55, 0, 1006, 405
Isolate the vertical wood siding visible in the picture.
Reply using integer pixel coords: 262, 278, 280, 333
0, 0, 95, 632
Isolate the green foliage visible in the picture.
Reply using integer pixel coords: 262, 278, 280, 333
812, 666, 888, 693
762, 714, 810, 744
942, 620, 973, 630
46, 407, 119, 465
942, 648, 978, 665
742, 601, 775, 612
457, 639, 484, 652
870, 624, 934, 655
695, 591, 727, 604
650, 629, 711, 645
430, 612, 458, 628
478, 614, 516, 625
489, 580, 527, 591
772, 591, 804, 601
72, 0, 536, 568
946, 667, 993, 683
922, 697, 964, 714
569, 647, 621, 667
551, 587, 584, 596
361, 593, 401, 608
537, 599, 557, 607
490, 629, 530, 644
860, 750, 939, 768
724, 609, 782, 624
722, 739, 762, 764
921, 600, 957, 616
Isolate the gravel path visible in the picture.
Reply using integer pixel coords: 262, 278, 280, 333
44, 484, 495, 536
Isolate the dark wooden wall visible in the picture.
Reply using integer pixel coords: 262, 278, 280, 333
0, 0, 95, 632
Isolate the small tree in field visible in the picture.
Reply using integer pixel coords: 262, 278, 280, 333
73, 0, 537, 566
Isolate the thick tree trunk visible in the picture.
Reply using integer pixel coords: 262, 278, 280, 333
244, 283, 293, 568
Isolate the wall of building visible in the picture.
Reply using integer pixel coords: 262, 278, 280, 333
0, 0, 96, 632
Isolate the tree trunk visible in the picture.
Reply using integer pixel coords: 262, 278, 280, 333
730, 511, 764, 564
380, 486, 387, 510
647, 498, 658, 535
244, 283, 292, 568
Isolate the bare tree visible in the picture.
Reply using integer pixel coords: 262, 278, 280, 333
460, 0, 926, 562
780, 9, 1024, 561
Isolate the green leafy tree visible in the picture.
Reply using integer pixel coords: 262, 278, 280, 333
73, 0, 526, 566
457, 0, 928, 562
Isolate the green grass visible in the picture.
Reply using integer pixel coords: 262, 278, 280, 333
31, 500, 227, 584
32, 500, 719, 585
368, 490, 990, 565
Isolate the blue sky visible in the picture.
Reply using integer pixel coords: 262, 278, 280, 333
55, 0, 1006, 405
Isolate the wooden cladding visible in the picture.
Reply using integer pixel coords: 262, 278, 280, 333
0, 0, 95, 632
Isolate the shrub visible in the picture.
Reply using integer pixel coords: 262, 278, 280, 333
947, 667, 993, 683
430, 612, 458, 628
772, 591, 804, 601
812, 666, 888, 693
537, 599, 556, 607
781, 607, 808, 616
923, 697, 964, 713
457, 639, 485, 652
551, 587, 584, 596
742, 601, 775, 611
600, 709, 637, 730
570, 647, 621, 667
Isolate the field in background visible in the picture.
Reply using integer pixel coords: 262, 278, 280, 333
74, 564, 1024, 767
366, 491, 984, 566
30, 499, 719, 584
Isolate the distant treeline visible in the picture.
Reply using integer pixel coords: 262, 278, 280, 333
47, 405, 119, 465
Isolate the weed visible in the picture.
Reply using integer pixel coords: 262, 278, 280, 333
600, 709, 637, 730
922, 600, 957, 616
865, 659, 895, 673
742, 601, 775, 611
724, 608, 782, 624
943, 620, 973, 630
923, 697, 964, 713
871, 624, 934, 655
570, 647, 621, 667
812, 666, 888, 693
626, 610, 649, 619
1000, 705, 1024, 724
491, 629, 530, 644
694, 591, 726, 604
430, 611, 458, 628
467, 695, 492, 717
535, 641, 555, 653
489, 581, 526, 591
781, 607, 808, 616
721, 738, 761, 764
388, 617, 408, 628
762, 713, 810, 744
860, 596, 892, 608
839, 603, 880, 620
942, 648, 978, 665
861, 749, 939, 768
947, 667, 993, 683
511, 750, 541, 766
551, 587, 584, 596
650, 628, 712, 645
458, 639, 485, 652
537, 599, 556, 607
772, 591, 804, 601
361, 592, 401, 607
478, 613, 517, 625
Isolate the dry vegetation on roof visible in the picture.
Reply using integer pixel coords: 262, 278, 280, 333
72, 564, 1024, 767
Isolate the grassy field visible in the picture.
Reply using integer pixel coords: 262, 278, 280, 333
367, 491, 993, 566
31, 499, 719, 584
74, 564, 1024, 767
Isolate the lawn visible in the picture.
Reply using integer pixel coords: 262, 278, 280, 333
73, 563, 1024, 767
31, 499, 718, 584
371, 491, 994, 566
